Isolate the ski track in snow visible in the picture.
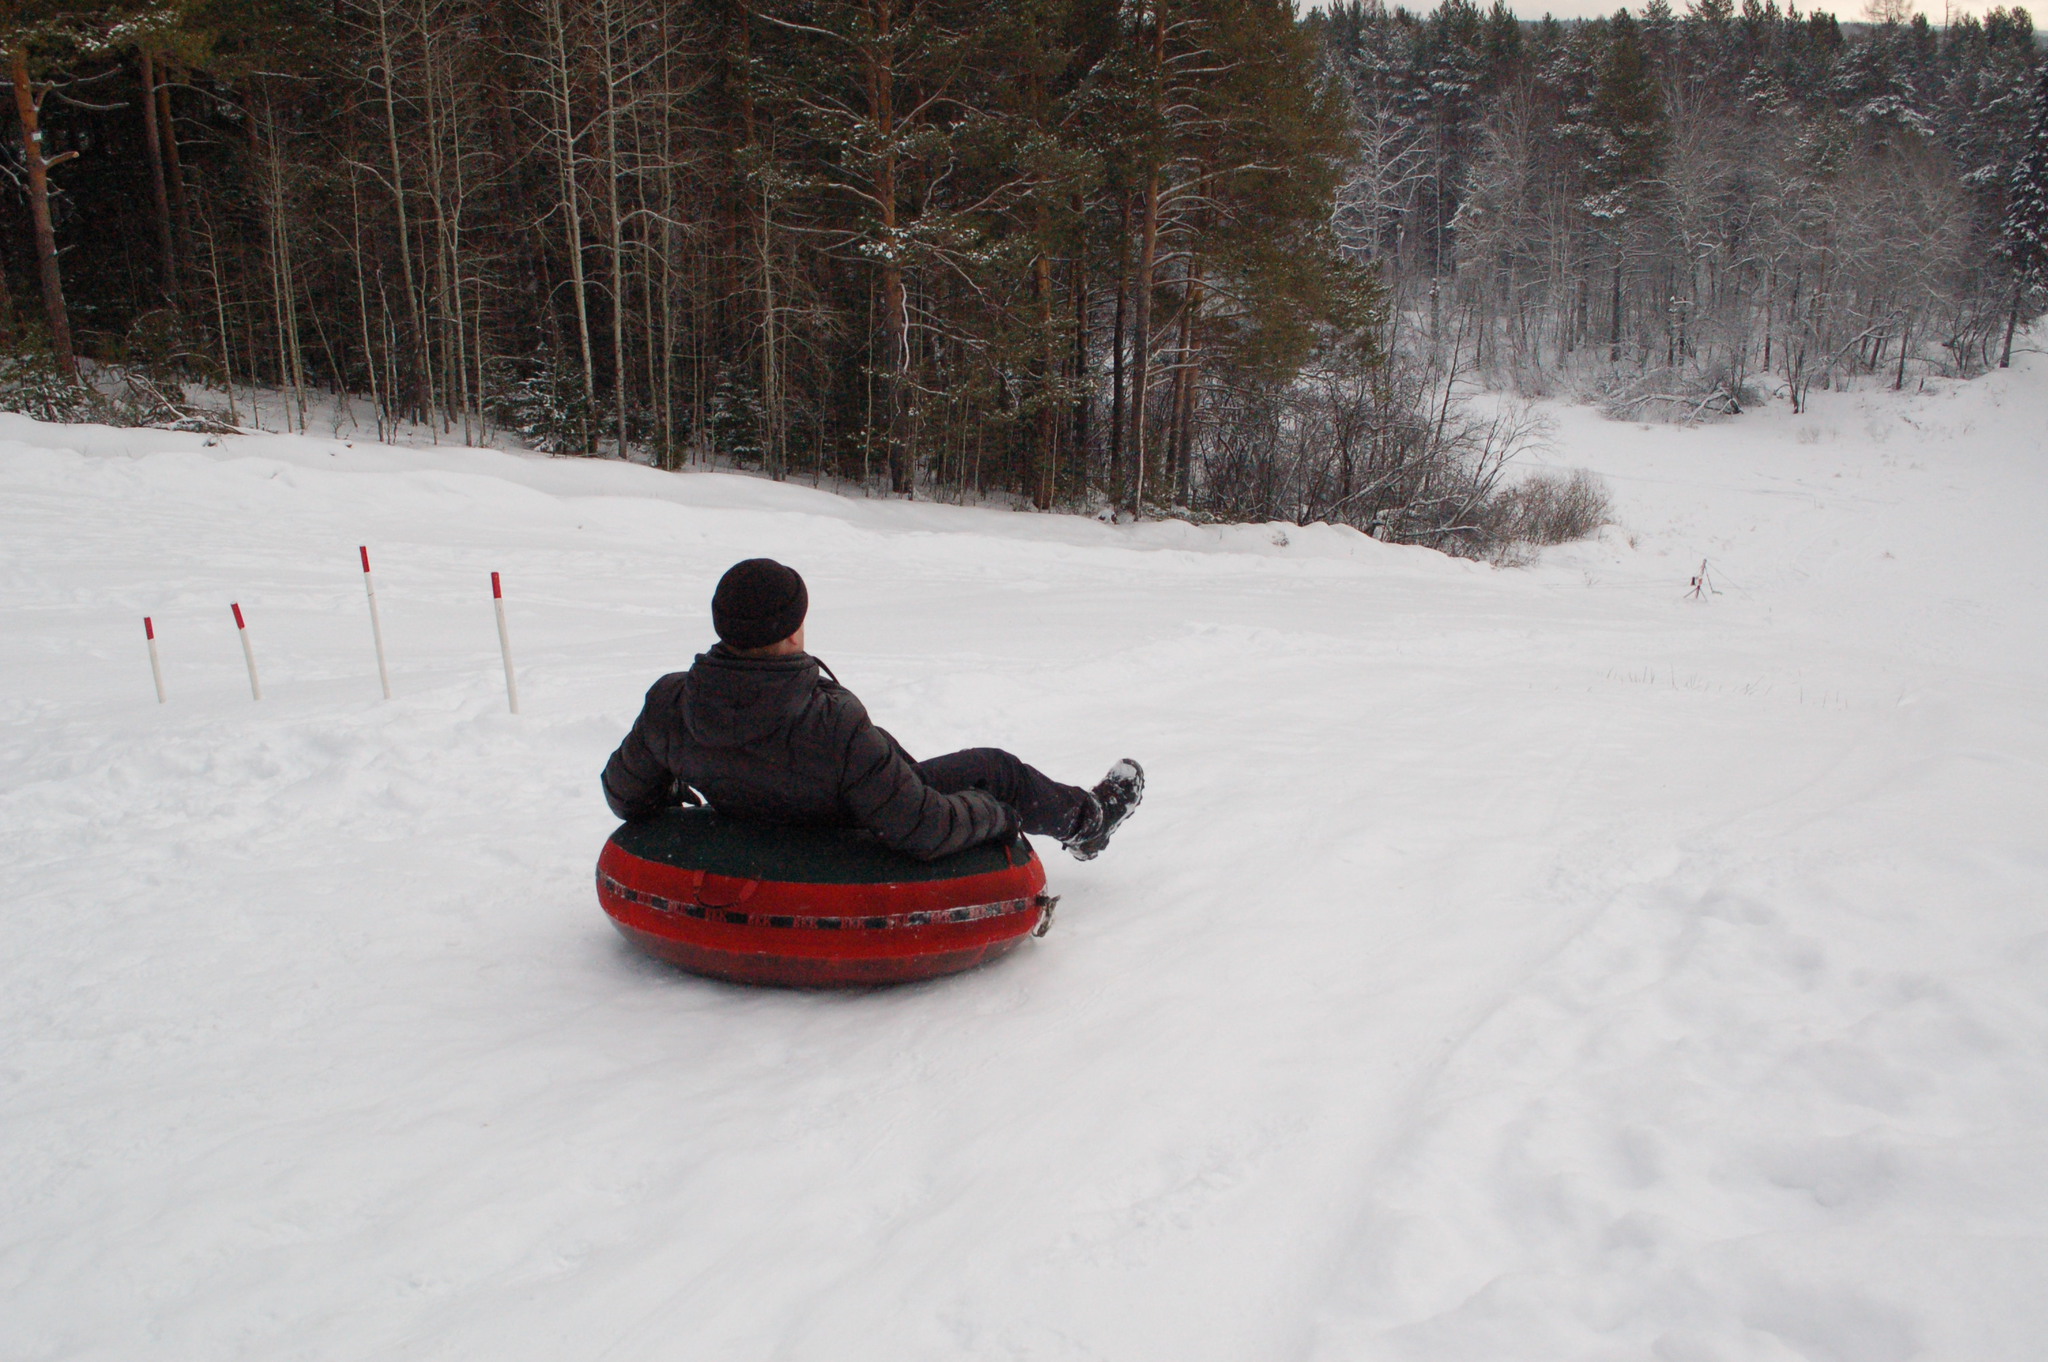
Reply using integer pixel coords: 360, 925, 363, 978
3, 355, 2046, 1361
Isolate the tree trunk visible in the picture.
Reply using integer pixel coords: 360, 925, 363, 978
1069, 231, 1089, 492
10, 48, 78, 381
1608, 242, 1623, 364
655, 15, 678, 469
158, 77, 186, 236
138, 50, 177, 299
255, 91, 308, 430
602, 0, 629, 461
1173, 260, 1203, 506
418, 5, 452, 434
760, 181, 782, 478
1109, 221, 1126, 495
0, 217, 14, 346
1033, 245, 1057, 509
1128, 168, 1159, 516
2001, 276, 2022, 369
200, 214, 239, 426
374, 0, 428, 424
868, 0, 912, 495
348, 170, 385, 439
538, 0, 596, 450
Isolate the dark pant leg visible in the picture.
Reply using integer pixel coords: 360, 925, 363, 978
916, 748, 1093, 841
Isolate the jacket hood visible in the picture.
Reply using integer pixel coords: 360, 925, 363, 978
682, 647, 821, 748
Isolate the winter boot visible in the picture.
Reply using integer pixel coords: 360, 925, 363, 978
1062, 759, 1144, 861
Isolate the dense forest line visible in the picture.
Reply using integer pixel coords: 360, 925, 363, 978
1, 0, 2044, 544
1329, 0, 2048, 422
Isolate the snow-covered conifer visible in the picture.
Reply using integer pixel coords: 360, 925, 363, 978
1999, 62, 2048, 366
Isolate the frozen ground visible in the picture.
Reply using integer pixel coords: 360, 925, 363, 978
3, 352, 2045, 1361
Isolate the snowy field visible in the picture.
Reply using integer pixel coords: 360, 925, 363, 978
4, 353, 2046, 1361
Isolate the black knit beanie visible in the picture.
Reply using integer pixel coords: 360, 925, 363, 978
712, 558, 808, 649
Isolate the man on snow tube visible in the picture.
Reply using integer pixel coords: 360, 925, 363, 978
600, 557, 1143, 864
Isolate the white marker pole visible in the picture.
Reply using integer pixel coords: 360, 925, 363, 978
361, 546, 392, 700
232, 602, 262, 700
144, 616, 166, 703
491, 571, 519, 714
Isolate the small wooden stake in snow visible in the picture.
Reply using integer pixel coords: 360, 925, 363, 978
361, 546, 392, 700
1686, 559, 1718, 602
232, 602, 262, 700
491, 572, 519, 714
144, 616, 166, 703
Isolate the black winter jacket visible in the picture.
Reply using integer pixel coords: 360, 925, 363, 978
600, 648, 1017, 860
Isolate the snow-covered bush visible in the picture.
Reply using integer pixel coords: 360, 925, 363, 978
1196, 334, 1599, 563
0, 353, 106, 424
1481, 468, 1613, 551
486, 350, 593, 454
707, 368, 764, 467
0, 347, 238, 433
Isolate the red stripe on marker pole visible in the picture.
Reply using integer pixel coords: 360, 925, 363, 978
144, 616, 155, 641
491, 570, 503, 600
360, 545, 372, 572
232, 602, 247, 630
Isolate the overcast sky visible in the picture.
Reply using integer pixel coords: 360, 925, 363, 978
1307, 0, 2035, 23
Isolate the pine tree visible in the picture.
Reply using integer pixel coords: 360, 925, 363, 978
2000, 61, 2048, 367
1583, 10, 1665, 363
1, 1, 130, 381
1587, 11, 1666, 196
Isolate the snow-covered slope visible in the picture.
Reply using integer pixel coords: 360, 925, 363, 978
4, 356, 2045, 1361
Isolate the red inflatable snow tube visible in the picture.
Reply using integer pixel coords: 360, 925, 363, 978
597, 807, 1056, 987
